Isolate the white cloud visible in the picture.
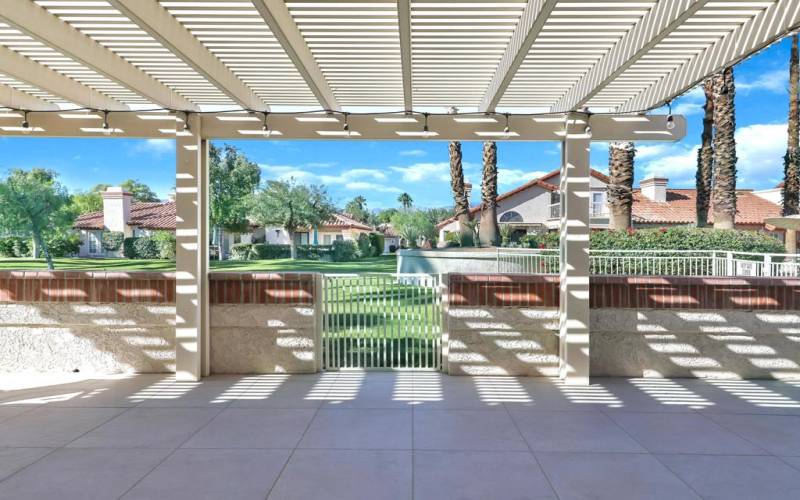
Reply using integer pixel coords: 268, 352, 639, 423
259, 164, 386, 185
636, 122, 787, 189
305, 162, 336, 168
391, 162, 450, 182
345, 181, 402, 193
671, 85, 706, 116
738, 68, 787, 94
399, 149, 427, 157
498, 168, 549, 186
133, 138, 174, 156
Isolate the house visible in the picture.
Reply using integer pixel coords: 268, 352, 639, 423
437, 168, 785, 242
73, 187, 375, 258
73, 187, 175, 257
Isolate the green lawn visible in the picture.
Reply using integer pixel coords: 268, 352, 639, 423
0, 255, 397, 273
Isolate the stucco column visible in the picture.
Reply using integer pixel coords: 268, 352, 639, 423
558, 113, 591, 385
175, 113, 209, 380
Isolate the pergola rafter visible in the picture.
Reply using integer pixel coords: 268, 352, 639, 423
552, 0, 710, 113
0, 45, 128, 111
478, 0, 558, 112
0, 0, 197, 111
397, 0, 412, 112
107, 0, 266, 111
251, 0, 340, 111
0, 83, 58, 111
619, 0, 800, 112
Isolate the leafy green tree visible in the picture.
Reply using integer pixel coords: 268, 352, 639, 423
119, 179, 160, 202
390, 209, 435, 249
78, 179, 161, 211
209, 144, 261, 256
397, 192, 413, 209
422, 207, 454, 226
250, 179, 335, 259
70, 190, 103, 214
0, 169, 72, 269
345, 195, 369, 223
372, 208, 399, 225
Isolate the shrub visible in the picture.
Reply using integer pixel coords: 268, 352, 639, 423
519, 232, 559, 249
590, 227, 785, 254
45, 232, 80, 257
123, 237, 137, 258
356, 233, 371, 257
132, 237, 159, 259
331, 240, 358, 262
369, 233, 385, 256
152, 231, 176, 260
101, 231, 124, 252
444, 232, 461, 247
0, 237, 31, 257
230, 243, 253, 260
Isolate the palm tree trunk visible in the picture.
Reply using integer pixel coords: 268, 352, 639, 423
449, 141, 472, 241
478, 141, 500, 246
607, 141, 635, 230
696, 78, 714, 227
712, 67, 738, 230
784, 35, 800, 253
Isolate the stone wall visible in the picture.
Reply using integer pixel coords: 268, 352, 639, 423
446, 274, 800, 380
445, 274, 560, 376
0, 271, 176, 373
209, 273, 319, 374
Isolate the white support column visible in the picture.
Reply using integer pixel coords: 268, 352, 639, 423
559, 113, 591, 385
175, 113, 209, 380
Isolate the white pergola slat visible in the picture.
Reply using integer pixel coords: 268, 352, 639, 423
0, 82, 58, 111
398, 0, 412, 111
0, 44, 128, 111
251, 0, 340, 111
108, 0, 266, 111
0, 0, 197, 111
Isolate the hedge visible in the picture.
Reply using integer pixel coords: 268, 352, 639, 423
590, 227, 785, 254
101, 231, 124, 252
123, 233, 176, 260
45, 233, 81, 258
0, 237, 31, 257
229, 242, 360, 261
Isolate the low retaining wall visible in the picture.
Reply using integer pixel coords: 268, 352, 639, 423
209, 273, 319, 374
445, 274, 560, 376
0, 272, 176, 373
446, 274, 800, 379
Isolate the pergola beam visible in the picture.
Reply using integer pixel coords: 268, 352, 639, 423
552, 0, 709, 113
0, 84, 58, 111
619, 0, 800, 112
251, 0, 340, 111
0, 0, 197, 111
479, 0, 558, 112
397, 0, 413, 112
108, 0, 265, 111
0, 45, 128, 111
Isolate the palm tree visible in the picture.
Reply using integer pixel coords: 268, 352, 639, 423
478, 141, 500, 246
607, 141, 635, 230
449, 141, 472, 241
696, 78, 715, 227
784, 34, 800, 253
397, 192, 413, 209
712, 67, 737, 230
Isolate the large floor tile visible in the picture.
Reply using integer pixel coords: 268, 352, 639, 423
184, 408, 316, 449
413, 410, 528, 451
706, 413, 800, 456
136, 376, 254, 408
510, 410, 645, 453
322, 377, 414, 409
67, 407, 220, 449
0, 406, 33, 422
596, 378, 712, 413
0, 448, 53, 481
231, 375, 332, 409
267, 449, 412, 500
783, 456, 800, 471
608, 412, 765, 455
412, 376, 507, 410
537, 452, 701, 500
658, 454, 800, 500
690, 379, 800, 415
122, 449, 291, 500
0, 407, 124, 447
0, 448, 170, 500
414, 450, 557, 500
299, 408, 411, 450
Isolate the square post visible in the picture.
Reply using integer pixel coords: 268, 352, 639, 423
175, 113, 209, 380
559, 113, 591, 385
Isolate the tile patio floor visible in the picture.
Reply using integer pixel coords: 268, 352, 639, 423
1, 372, 800, 499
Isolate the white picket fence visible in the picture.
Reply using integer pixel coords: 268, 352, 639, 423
496, 249, 800, 277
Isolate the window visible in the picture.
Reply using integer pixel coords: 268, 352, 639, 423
336, 234, 343, 241
233, 233, 241, 244
323, 234, 332, 245
499, 211, 523, 223
591, 192, 607, 216
88, 231, 100, 254
298, 232, 309, 245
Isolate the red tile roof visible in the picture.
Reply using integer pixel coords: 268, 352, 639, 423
318, 213, 373, 231
73, 202, 176, 230
632, 189, 780, 225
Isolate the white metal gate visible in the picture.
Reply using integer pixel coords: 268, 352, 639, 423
322, 273, 442, 370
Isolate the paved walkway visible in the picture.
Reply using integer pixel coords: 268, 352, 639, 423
1, 372, 800, 499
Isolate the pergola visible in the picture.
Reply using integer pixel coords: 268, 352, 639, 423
0, 0, 797, 383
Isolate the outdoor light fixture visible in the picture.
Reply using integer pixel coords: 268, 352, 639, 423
260, 112, 273, 137
21, 110, 31, 134
421, 112, 436, 138
183, 111, 191, 133
342, 112, 351, 137
503, 113, 511, 139
102, 110, 111, 136
666, 101, 675, 130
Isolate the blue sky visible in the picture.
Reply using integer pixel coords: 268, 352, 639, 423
0, 36, 792, 210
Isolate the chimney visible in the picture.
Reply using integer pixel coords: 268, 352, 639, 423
102, 187, 133, 235
640, 176, 668, 203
